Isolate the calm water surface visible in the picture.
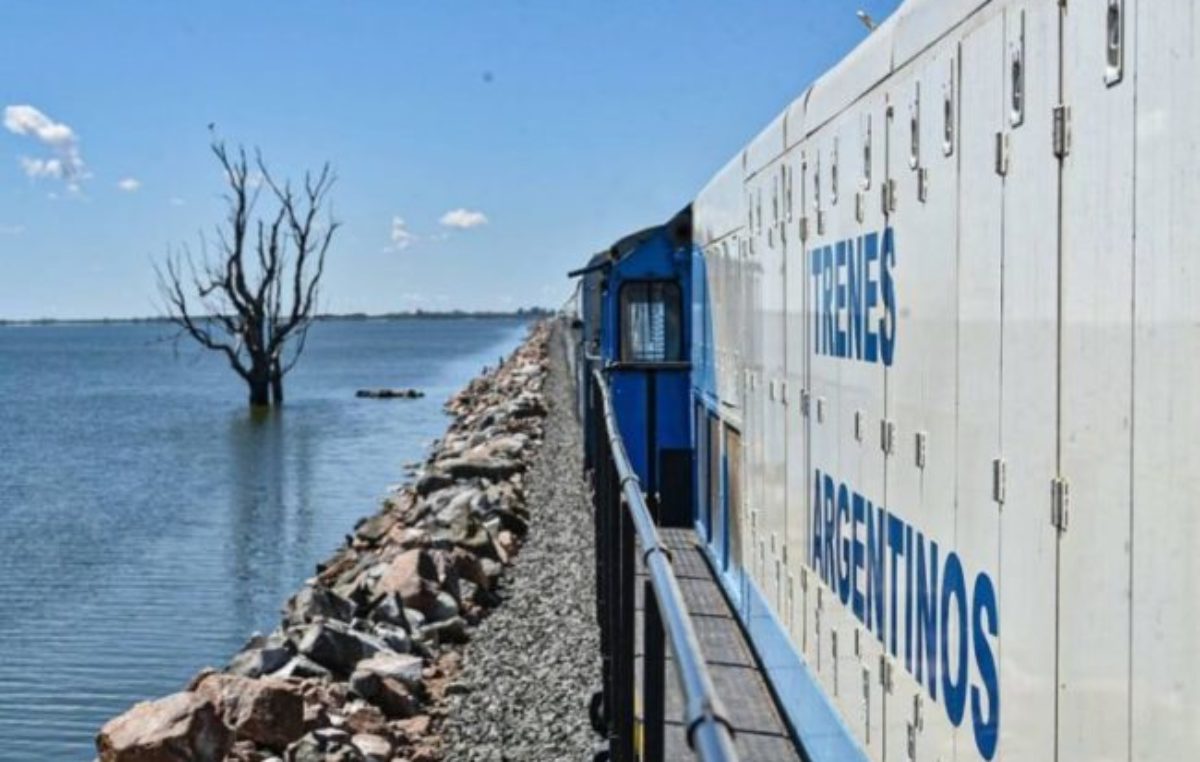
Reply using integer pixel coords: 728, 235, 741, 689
0, 318, 529, 760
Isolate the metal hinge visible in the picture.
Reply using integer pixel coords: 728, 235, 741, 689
800, 389, 811, 417
880, 178, 897, 215
995, 131, 1010, 176
914, 431, 928, 469
1051, 477, 1071, 532
799, 215, 809, 241
1053, 104, 1071, 159
992, 457, 1007, 504
879, 654, 895, 692
880, 419, 896, 455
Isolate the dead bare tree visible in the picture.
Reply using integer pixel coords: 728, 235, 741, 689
158, 140, 339, 407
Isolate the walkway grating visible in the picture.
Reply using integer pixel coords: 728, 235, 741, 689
635, 528, 804, 762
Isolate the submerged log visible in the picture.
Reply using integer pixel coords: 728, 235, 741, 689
355, 388, 425, 399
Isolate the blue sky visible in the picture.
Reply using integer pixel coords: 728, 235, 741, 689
0, 1, 899, 320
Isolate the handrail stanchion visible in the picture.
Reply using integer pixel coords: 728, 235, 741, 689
643, 576, 666, 762
616, 494, 636, 762
588, 368, 739, 762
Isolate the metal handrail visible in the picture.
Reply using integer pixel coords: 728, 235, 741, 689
590, 367, 738, 762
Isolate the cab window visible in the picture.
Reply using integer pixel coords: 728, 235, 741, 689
619, 281, 682, 363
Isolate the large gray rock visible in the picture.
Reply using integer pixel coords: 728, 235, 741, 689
366, 592, 408, 629
419, 616, 468, 646
285, 728, 364, 762
284, 586, 355, 626
271, 655, 332, 681
372, 622, 411, 653
351, 732, 392, 761
429, 515, 494, 557
466, 434, 528, 461
96, 691, 232, 762
353, 511, 398, 545
414, 471, 453, 497
227, 633, 292, 678
433, 488, 479, 527
428, 590, 460, 623
436, 455, 526, 481
352, 652, 424, 687
295, 622, 381, 676
347, 672, 418, 719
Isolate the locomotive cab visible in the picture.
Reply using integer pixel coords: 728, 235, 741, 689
574, 207, 694, 527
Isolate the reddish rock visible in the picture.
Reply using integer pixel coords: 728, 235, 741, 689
354, 511, 399, 546
350, 671, 418, 719
341, 700, 388, 736
496, 529, 518, 557
96, 691, 232, 762
375, 549, 439, 611
392, 714, 432, 740
191, 671, 305, 751
316, 550, 360, 588
410, 743, 440, 762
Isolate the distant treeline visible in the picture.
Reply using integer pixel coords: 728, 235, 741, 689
0, 307, 553, 328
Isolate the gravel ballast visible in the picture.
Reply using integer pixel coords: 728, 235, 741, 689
439, 324, 600, 761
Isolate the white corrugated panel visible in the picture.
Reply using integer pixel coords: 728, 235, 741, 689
998, 4, 1059, 761
1058, 0, 1136, 757
1132, 0, 1200, 759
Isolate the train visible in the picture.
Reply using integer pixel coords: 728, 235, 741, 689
569, 0, 1200, 760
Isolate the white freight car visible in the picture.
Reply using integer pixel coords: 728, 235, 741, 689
689, 0, 1199, 760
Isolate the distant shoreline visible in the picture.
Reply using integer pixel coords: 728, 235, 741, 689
0, 308, 553, 328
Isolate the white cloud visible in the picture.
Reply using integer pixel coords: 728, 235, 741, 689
3, 105, 87, 190
117, 177, 141, 192
20, 156, 64, 179
439, 208, 488, 229
389, 216, 416, 251
0, 223, 23, 235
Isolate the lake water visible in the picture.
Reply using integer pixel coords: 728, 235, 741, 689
0, 317, 530, 761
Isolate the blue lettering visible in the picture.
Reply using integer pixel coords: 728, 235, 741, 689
848, 236, 864, 360
799, 472, 1001, 753
880, 227, 896, 366
836, 483, 851, 605
851, 492, 866, 621
887, 513, 904, 658
866, 504, 885, 641
915, 532, 939, 700
811, 248, 823, 353
823, 472, 836, 585
835, 240, 848, 358
972, 573, 1000, 760
811, 469, 823, 569
941, 552, 968, 726
905, 524, 914, 672
864, 231, 879, 362
822, 245, 835, 357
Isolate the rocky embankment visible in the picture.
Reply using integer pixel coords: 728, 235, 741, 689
96, 320, 594, 761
